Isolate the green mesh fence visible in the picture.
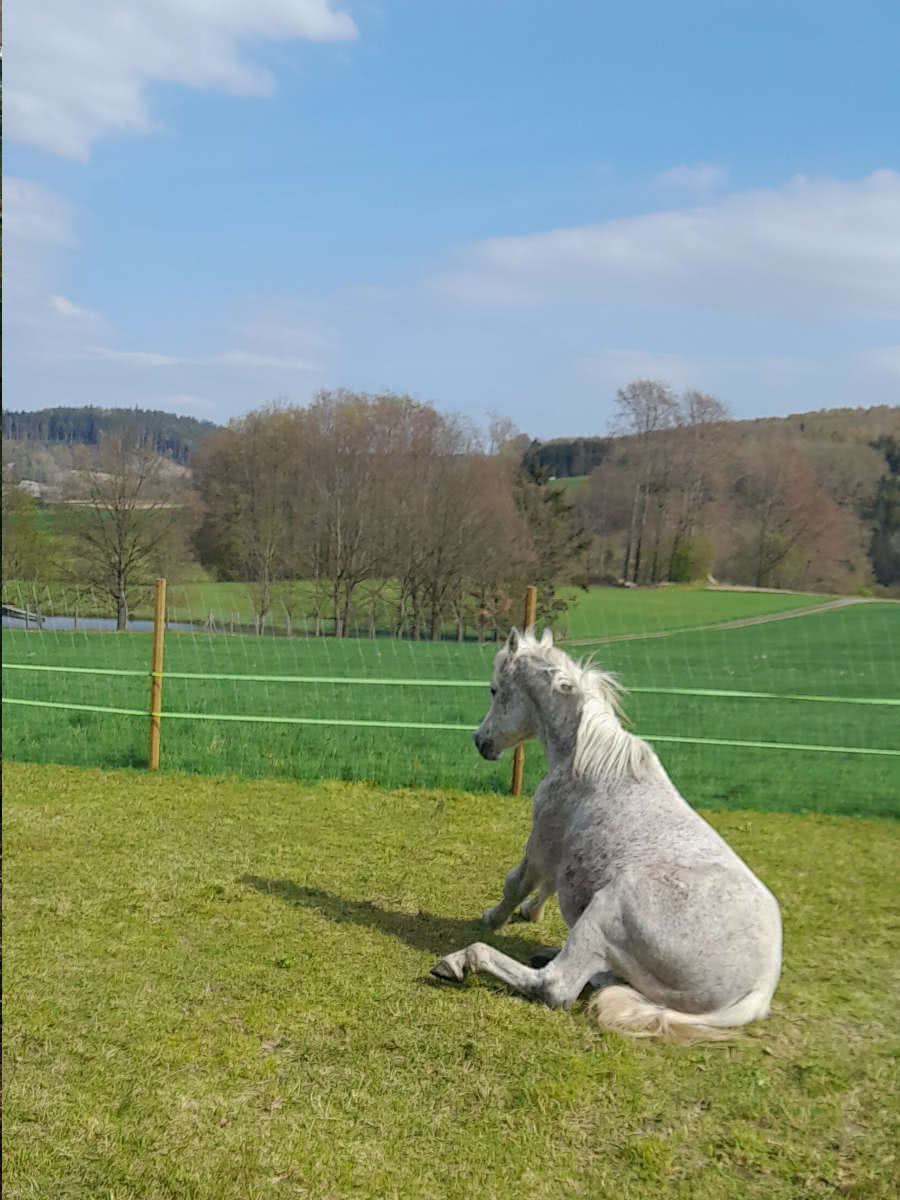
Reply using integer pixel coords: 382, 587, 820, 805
2, 582, 898, 817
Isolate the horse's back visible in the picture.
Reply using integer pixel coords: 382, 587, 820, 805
545, 760, 781, 935
561, 759, 761, 877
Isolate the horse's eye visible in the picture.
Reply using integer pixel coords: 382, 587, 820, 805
490, 685, 498, 697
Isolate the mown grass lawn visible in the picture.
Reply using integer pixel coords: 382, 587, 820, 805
3, 762, 898, 1199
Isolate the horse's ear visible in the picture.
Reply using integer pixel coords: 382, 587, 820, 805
540, 627, 553, 648
506, 627, 520, 655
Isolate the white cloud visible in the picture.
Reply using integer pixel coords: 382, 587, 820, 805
50, 295, 103, 323
3, 181, 111, 365
656, 163, 727, 192
219, 350, 320, 371
230, 297, 339, 356
438, 171, 900, 320
3, 178, 73, 244
84, 346, 182, 367
6, 0, 358, 160
79, 345, 321, 371
580, 349, 818, 392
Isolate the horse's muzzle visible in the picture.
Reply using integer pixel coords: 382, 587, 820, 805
473, 730, 501, 760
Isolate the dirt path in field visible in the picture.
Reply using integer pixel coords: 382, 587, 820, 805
561, 596, 872, 647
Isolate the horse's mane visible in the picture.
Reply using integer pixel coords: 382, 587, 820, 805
504, 632, 655, 782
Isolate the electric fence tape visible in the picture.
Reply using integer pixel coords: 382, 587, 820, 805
3, 662, 899, 757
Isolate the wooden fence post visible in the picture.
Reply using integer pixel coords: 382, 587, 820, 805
511, 584, 538, 796
148, 577, 167, 770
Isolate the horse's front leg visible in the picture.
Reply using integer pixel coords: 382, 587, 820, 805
517, 878, 555, 923
433, 891, 617, 1009
432, 943, 543, 998
431, 937, 603, 1011
482, 858, 540, 930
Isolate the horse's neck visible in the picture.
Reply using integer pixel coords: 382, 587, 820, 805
531, 670, 648, 785
531, 680, 581, 772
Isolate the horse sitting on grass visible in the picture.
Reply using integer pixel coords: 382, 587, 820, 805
431, 628, 782, 1041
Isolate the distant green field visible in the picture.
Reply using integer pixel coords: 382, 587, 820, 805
4, 576, 338, 630
558, 585, 831, 640
4, 576, 836, 635
553, 474, 590, 493
3, 599, 897, 817
4, 762, 899, 1199
155, 581, 833, 637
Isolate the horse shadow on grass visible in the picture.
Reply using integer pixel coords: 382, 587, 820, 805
239, 875, 554, 971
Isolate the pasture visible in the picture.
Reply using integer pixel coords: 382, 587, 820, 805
3, 762, 898, 1199
2, 595, 898, 817
4, 575, 831, 636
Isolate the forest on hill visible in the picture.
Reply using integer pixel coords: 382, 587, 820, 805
1, 406, 217, 465
529, 398, 900, 593
527, 405, 900, 481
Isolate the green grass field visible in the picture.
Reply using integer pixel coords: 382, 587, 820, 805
4, 575, 341, 630
4, 576, 834, 635
3, 596, 898, 816
554, 474, 590, 495
3, 762, 898, 1199
558, 584, 832, 640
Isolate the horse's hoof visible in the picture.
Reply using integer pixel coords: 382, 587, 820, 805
431, 954, 465, 983
482, 908, 503, 930
517, 902, 544, 923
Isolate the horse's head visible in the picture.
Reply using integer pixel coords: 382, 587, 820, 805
473, 626, 554, 760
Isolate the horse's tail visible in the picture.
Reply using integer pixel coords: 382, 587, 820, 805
586, 984, 772, 1044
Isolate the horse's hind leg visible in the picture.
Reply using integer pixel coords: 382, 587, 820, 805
482, 858, 541, 930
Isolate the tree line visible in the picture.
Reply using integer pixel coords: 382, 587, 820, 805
574, 383, 900, 591
2, 388, 898, 634
193, 392, 587, 638
521, 436, 612, 481
1, 406, 216, 465
2, 434, 194, 630
1, 392, 589, 637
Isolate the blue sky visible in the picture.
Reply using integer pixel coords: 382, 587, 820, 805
5, 0, 899, 437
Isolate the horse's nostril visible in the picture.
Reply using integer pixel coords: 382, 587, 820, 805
474, 732, 497, 761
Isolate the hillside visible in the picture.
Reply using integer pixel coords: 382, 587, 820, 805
1, 406, 218, 465
527, 405, 900, 480
550, 403, 900, 592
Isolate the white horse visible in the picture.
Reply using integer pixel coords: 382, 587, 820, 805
432, 628, 782, 1040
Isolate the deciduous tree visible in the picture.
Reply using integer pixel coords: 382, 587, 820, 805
67, 433, 195, 630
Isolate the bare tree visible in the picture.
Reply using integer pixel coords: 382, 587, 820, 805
666, 390, 729, 580
195, 407, 301, 633
486, 411, 530, 461
68, 434, 194, 630
303, 392, 388, 637
726, 446, 849, 588
194, 391, 568, 641
611, 380, 679, 582
581, 458, 636, 582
